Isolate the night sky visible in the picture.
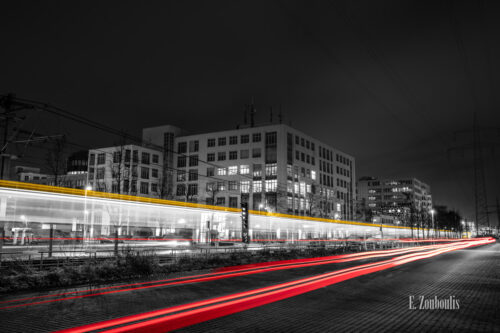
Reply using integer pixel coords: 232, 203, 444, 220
1, 0, 500, 223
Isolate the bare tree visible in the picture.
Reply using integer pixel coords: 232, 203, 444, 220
46, 136, 67, 186
205, 182, 219, 205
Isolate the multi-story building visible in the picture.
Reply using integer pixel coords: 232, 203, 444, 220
357, 176, 432, 223
142, 124, 356, 219
87, 145, 163, 198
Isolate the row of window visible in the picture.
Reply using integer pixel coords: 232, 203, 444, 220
206, 133, 262, 148
294, 135, 315, 151
204, 179, 277, 193
177, 155, 198, 167
90, 166, 159, 180
336, 153, 351, 166
206, 148, 262, 162
90, 151, 160, 166
177, 141, 199, 154
286, 165, 317, 181
295, 150, 315, 165
319, 160, 334, 174
205, 196, 240, 207
207, 164, 276, 177
336, 178, 349, 189
336, 166, 350, 178
90, 180, 158, 195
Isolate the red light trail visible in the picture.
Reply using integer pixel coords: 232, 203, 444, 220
0, 242, 466, 310
52, 238, 493, 333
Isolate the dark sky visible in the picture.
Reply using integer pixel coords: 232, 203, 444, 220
1, 0, 500, 223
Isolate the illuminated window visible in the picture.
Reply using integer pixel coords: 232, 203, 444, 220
265, 179, 277, 192
311, 170, 316, 180
294, 182, 299, 194
287, 165, 293, 177
265, 163, 277, 176
300, 182, 306, 195
217, 167, 226, 176
217, 182, 226, 191
240, 181, 250, 193
368, 196, 376, 200
287, 180, 293, 193
228, 166, 237, 175
253, 181, 262, 192
287, 196, 293, 208
240, 165, 250, 175
306, 184, 311, 193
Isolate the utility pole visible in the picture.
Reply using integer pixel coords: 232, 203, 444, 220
472, 112, 489, 234
0, 94, 14, 180
449, 112, 499, 236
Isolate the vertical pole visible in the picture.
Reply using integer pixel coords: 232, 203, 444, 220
48, 223, 54, 257
114, 229, 119, 257
0, 94, 12, 180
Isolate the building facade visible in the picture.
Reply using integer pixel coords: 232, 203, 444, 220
357, 176, 432, 224
142, 124, 356, 219
87, 145, 163, 198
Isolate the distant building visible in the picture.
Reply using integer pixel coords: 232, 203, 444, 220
142, 123, 356, 219
357, 176, 432, 224
44, 150, 89, 189
87, 145, 163, 198
12, 166, 48, 183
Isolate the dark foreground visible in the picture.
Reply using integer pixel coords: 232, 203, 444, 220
0, 240, 498, 332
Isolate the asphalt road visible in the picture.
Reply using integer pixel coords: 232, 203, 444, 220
0, 240, 497, 332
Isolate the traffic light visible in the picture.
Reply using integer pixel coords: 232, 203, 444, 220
241, 202, 250, 243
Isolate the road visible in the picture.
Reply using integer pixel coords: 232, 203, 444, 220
0, 239, 497, 332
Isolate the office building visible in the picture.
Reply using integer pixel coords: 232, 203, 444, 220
142, 123, 356, 219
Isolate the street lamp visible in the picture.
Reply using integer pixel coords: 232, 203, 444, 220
430, 209, 435, 239
84, 185, 92, 244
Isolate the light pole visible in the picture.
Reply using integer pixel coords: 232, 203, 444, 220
430, 209, 435, 239
84, 185, 92, 245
